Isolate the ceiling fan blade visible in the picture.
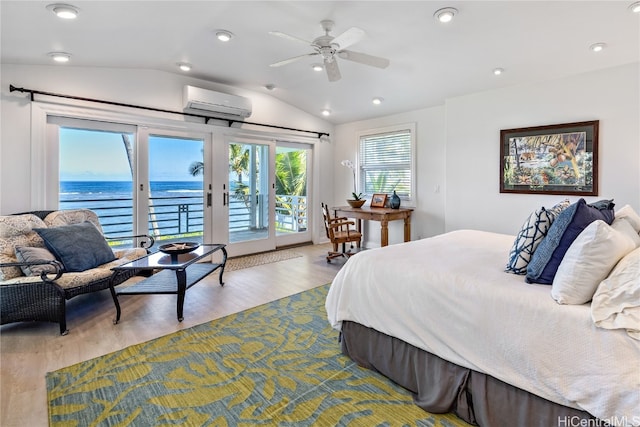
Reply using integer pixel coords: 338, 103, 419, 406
270, 52, 319, 67
338, 50, 390, 69
330, 27, 365, 50
268, 31, 312, 46
324, 59, 341, 82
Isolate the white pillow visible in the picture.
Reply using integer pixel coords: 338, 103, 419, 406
551, 220, 636, 305
611, 217, 640, 248
591, 247, 640, 340
615, 205, 640, 233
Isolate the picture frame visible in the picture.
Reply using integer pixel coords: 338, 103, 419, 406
370, 193, 387, 208
500, 120, 599, 195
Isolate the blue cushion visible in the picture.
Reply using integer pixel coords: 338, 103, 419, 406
35, 222, 116, 272
526, 199, 615, 284
505, 199, 570, 274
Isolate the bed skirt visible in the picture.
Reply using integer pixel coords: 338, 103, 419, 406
340, 321, 596, 426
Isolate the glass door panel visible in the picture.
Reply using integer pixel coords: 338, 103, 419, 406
275, 143, 311, 247
147, 135, 205, 245
58, 127, 135, 247
226, 140, 275, 255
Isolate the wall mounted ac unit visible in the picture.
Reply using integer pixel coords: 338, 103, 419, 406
183, 85, 252, 118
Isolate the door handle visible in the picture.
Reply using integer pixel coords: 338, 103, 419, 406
223, 192, 228, 206
207, 192, 212, 207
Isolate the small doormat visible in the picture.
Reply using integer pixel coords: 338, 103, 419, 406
225, 249, 302, 271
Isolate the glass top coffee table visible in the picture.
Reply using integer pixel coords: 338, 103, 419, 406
109, 243, 227, 323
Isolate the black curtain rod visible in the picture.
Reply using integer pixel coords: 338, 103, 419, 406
9, 84, 330, 138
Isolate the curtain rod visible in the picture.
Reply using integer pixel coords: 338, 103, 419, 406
9, 84, 330, 138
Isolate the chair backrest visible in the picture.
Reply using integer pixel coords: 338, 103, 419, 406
321, 203, 333, 240
44, 209, 103, 234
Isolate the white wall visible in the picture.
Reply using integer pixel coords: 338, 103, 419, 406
333, 107, 446, 246
445, 62, 640, 234
0, 64, 334, 242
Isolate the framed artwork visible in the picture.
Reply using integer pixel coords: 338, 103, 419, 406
370, 193, 387, 208
500, 120, 599, 195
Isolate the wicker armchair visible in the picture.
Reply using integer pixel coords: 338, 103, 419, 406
0, 209, 154, 335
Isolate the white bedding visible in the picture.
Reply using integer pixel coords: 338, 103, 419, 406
326, 230, 640, 424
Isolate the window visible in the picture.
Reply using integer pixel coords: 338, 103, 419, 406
358, 123, 415, 203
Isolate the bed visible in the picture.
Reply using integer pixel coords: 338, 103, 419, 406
325, 228, 640, 426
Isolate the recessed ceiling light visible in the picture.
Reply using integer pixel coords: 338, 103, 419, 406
493, 68, 504, 76
434, 7, 458, 23
265, 83, 276, 91
48, 52, 71, 62
372, 97, 383, 105
321, 109, 331, 116
629, 1, 640, 13
177, 62, 192, 72
46, 3, 79, 19
311, 63, 324, 72
589, 42, 606, 52
216, 30, 233, 42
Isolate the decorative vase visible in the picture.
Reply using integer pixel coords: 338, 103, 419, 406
347, 199, 366, 208
389, 191, 401, 209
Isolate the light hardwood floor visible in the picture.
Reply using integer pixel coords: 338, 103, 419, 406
0, 243, 345, 427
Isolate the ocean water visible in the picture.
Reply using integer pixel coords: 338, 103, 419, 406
60, 181, 204, 237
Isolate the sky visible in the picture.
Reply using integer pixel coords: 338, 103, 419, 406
60, 128, 203, 181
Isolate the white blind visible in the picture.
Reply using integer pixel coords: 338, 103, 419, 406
358, 129, 412, 198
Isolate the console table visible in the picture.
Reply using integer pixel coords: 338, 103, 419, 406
332, 206, 413, 247
110, 244, 227, 323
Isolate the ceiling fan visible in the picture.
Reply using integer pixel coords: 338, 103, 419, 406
269, 20, 390, 82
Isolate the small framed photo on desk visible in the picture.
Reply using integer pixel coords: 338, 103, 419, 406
370, 193, 387, 208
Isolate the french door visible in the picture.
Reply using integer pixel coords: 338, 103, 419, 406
218, 138, 276, 256
51, 117, 212, 247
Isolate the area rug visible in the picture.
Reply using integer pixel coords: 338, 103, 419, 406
46, 284, 470, 426
225, 249, 302, 271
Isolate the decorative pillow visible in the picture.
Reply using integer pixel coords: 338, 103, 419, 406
34, 222, 115, 272
526, 198, 615, 285
614, 204, 640, 233
0, 214, 47, 280
14, 246, 58, 276
551, 220, 636, 305
591, 247, 640, 340
611, 217, 640, 248
505, 199, 570, 274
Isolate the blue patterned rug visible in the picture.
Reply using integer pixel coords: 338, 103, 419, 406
46, 284, 469, 426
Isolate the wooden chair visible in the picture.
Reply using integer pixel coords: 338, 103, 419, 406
322, 203, 362, 262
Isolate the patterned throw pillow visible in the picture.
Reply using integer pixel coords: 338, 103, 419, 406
526, 198, 615, 285
505, 199, 570, 274
14, 246, 58, 276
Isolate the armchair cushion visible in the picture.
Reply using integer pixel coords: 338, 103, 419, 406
0, 214, 46, 280
35, 222, 116, 272
14, 246, 57, 276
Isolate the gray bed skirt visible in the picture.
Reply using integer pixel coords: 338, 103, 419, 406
340, 321, 596, 426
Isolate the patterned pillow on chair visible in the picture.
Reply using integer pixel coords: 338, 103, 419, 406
505, 199, 570, 275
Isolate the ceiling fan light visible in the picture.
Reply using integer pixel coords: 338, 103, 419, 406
629, 1, 640, 13
434, 7, 458, 23
47, 3, 79, 19
321, 109, 331, 116
216, 30, 233, 42
177, 62, 192, 72
372, 97, 383, 105
589, 42, 606, 52
311, 63, 324, 72
49, 52, 71, 62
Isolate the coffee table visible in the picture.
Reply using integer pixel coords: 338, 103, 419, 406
109, 243, 227, 323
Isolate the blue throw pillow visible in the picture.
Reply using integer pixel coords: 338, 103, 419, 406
35, 222, 116, 272
526, 199, 615, 284
505, 199, 570, 274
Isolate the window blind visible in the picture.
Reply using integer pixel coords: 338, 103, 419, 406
359, 129, 412, 198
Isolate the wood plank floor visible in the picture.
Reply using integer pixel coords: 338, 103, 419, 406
0, 243, 346, 427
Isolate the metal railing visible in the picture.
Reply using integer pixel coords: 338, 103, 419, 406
59, 193, 308, 243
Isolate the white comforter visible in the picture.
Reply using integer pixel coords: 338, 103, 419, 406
326, 230, 640, 424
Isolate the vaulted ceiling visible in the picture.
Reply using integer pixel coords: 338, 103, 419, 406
2, 1, 639, 124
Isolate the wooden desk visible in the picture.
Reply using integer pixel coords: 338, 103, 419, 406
332, 206, 413, 247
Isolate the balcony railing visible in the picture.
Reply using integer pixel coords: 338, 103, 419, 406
59, 194, 307, 245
